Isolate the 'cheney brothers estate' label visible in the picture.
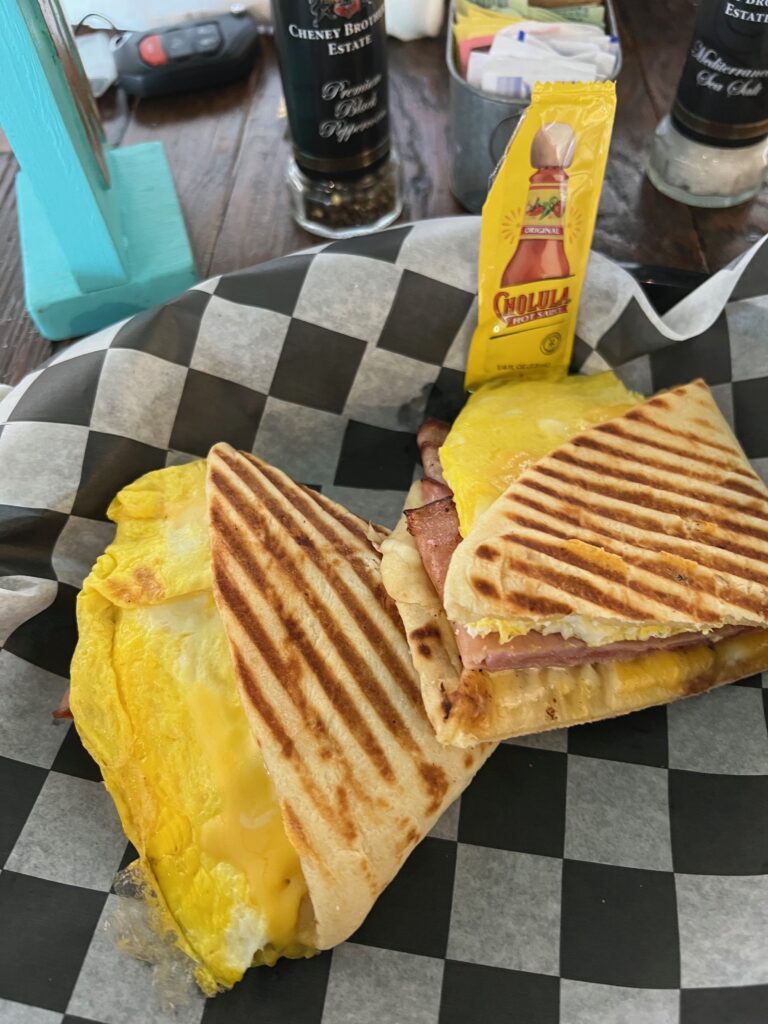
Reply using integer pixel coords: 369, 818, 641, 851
673, 0, 768, 144
272, 0, 390, 174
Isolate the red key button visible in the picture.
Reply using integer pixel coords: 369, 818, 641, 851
139, 34, 168, 66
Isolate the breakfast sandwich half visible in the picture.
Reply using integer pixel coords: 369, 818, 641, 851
381, 376, 768, 747
70, 447, 493, 994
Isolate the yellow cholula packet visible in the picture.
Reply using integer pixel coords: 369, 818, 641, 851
465, 81, 616, 391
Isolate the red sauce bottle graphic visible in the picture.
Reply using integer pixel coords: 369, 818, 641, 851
501, 123, 575, 288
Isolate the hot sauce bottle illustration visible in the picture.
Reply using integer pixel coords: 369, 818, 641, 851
501, 123, 575, 287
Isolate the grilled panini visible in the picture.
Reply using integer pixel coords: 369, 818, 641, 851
71, 449, 493, 994
381, 379, 768, 746
206, 444, 493, 949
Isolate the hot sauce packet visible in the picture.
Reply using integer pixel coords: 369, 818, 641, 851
465, 81, 616, 391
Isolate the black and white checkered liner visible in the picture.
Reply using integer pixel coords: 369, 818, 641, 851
1, 218, 767, 1024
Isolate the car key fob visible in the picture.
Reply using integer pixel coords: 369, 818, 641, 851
114, 11, 260, 99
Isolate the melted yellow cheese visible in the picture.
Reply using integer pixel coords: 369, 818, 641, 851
468, 615, 700, 647
70, 461, 309, 994
441, 372, 641, 537
615, 644, 716, 694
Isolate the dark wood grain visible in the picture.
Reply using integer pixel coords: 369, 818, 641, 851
593, 20, 705, 271
122, 74, 259, 278
388, 38, 464, 223
0, 155, 54, 385
612, 0, 697, 116
612, 0, 768, 270
2, 5, 766, 386
692, 195, 768, 269
208, 41, 307, 276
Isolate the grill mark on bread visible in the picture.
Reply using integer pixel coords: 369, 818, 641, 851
593, 421, 757, 480
242, 456, 411, 660
334, 786, 359, 844
505, 534, 723, 621
502, 590, 572, 616
625, 407, 737, 454
533, 463, 768, 545
722, 477, 768, 500
211, 513, 381, 805
506, 512, 768, 611
571, 435, 767, 503
462, 382, 768, 634
509, 489, 768, 588
550, 448, 768, 522
236, 463, 415, 697
494, 553, 651, 620
221, 452, 420, 708
227, 641, 294, 759
211, 510, 375, 814
419, 763, 449, 815
476, 545, 499, 561
282, 801, 323, 859
210, 478, 400, 779
647, 396, 670, 410
226, 612, 358, 841
300, 484, 381, 548
472, 577, 500, 598
410, 624, 441, 640
212, 449, 457, 817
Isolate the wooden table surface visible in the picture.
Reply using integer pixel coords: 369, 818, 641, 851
1, 0, 766, 387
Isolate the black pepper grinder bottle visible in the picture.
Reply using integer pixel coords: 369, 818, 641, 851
647, 0, 768, 207
271, 0, 403, 238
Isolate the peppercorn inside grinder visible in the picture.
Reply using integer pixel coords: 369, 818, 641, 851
271, 0, 403, 239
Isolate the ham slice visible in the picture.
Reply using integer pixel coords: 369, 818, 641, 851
417, 419, 450, 486
456, 622, 747, 671
52, 687, 73, 720
405, 498, 461, 598
405, 486, 748, 671
421, 478, 453, 503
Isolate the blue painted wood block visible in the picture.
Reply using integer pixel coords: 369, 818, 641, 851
16, 143, 198, 339
0, 0, 197, 340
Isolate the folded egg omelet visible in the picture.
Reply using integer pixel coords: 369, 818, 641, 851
70, 451, 491, 994
70, 461, 311, 994
440, 371, 641, 537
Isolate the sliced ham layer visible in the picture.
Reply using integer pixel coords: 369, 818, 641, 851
405, 498, 461, 596
417, 419, 450, 486
405, 492, 749, 671
421, 478, 453, 503
53, 687, 73, 720
456, 621, 747, 671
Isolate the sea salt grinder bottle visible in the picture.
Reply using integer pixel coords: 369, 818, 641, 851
647, 0, 768, 207
271, 0, 403, 238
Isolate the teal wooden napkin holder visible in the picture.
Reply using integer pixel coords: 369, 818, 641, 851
0, 0, 198, 340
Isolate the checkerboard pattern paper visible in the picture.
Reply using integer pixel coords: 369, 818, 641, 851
1, 218, 767, 1024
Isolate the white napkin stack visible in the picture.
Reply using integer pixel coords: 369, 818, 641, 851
468, 21, 619, 99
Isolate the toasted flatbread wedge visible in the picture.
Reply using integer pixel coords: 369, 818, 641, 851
381, 379, 768, 747
71, 450, 493, 995
445, 380, 768, 645
383, 482, 768, 746
206, 445, 493, 948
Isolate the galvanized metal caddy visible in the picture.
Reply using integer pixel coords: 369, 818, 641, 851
447, 0, 622, 212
